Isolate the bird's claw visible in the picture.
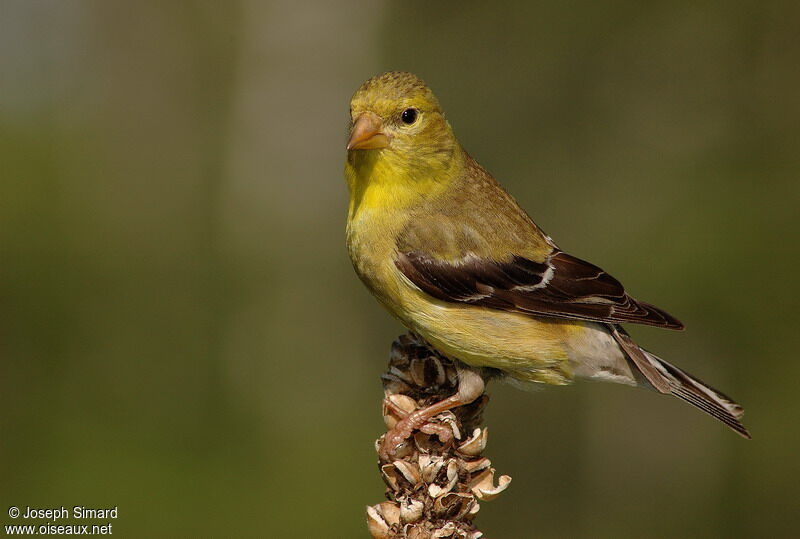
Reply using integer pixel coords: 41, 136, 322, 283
378, 401, 457, 461
419, 421, 455, 444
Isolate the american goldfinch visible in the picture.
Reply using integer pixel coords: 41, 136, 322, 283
344, 72, 749, 456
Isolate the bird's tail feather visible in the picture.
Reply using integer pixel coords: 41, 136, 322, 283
610, 326, 750, 439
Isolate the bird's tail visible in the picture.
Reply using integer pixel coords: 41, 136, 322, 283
610, 326, 751, 439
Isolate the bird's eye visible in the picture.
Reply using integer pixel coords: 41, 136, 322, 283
401, 108, 419, 125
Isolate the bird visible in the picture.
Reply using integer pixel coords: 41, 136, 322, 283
344, 71, 749, 457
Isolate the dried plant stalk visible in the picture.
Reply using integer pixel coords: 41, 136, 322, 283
367, 333, 511, 539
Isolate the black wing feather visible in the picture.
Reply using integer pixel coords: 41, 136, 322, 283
396, 250, 683, 330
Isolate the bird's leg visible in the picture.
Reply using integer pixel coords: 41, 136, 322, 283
379, 365, 485, 461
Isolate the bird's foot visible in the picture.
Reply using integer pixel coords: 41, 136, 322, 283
378, 367, 485, 462
379, 404, 448, 461
379, 401, 458, 461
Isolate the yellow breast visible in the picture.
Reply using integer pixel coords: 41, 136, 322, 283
344, 156, 579, 386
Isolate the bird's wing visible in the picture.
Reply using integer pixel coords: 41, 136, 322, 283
395, 249, 683, 329
394, 155, 682, 329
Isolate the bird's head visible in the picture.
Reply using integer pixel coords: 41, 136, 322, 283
346, 72, 460, 176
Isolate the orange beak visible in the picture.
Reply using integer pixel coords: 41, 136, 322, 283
347, 112, 391, 150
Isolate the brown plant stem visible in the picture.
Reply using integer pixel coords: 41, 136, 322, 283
367, 333, 511, 539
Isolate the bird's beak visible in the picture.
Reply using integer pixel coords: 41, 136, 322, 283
347, 112, 390, 150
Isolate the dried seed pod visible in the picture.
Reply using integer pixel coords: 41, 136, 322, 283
370, 333, 510, 538
428, 459, 459, 497
378, 501, 401, 527
445, 364, 459, 387
382, 377, 412, 397
409, 356, 447, 387
419, 454, 445, 484
380, 463, 401, 492
400, 497, 425, 524
366, 502, 400, 539
431, 522, 459, 538
413, 430, 439, 454
408, 357, 429, 387
432, 492, 475, 520
457, 428, 488, 456
461, 457, 491, 474
393, 459, 422, 486
405, 523, 429, 539
467, 468, 512, 501
387, 365, 414, 385
466, 500, 480, 519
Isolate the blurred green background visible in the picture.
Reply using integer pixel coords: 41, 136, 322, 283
2, 1, 799, 537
